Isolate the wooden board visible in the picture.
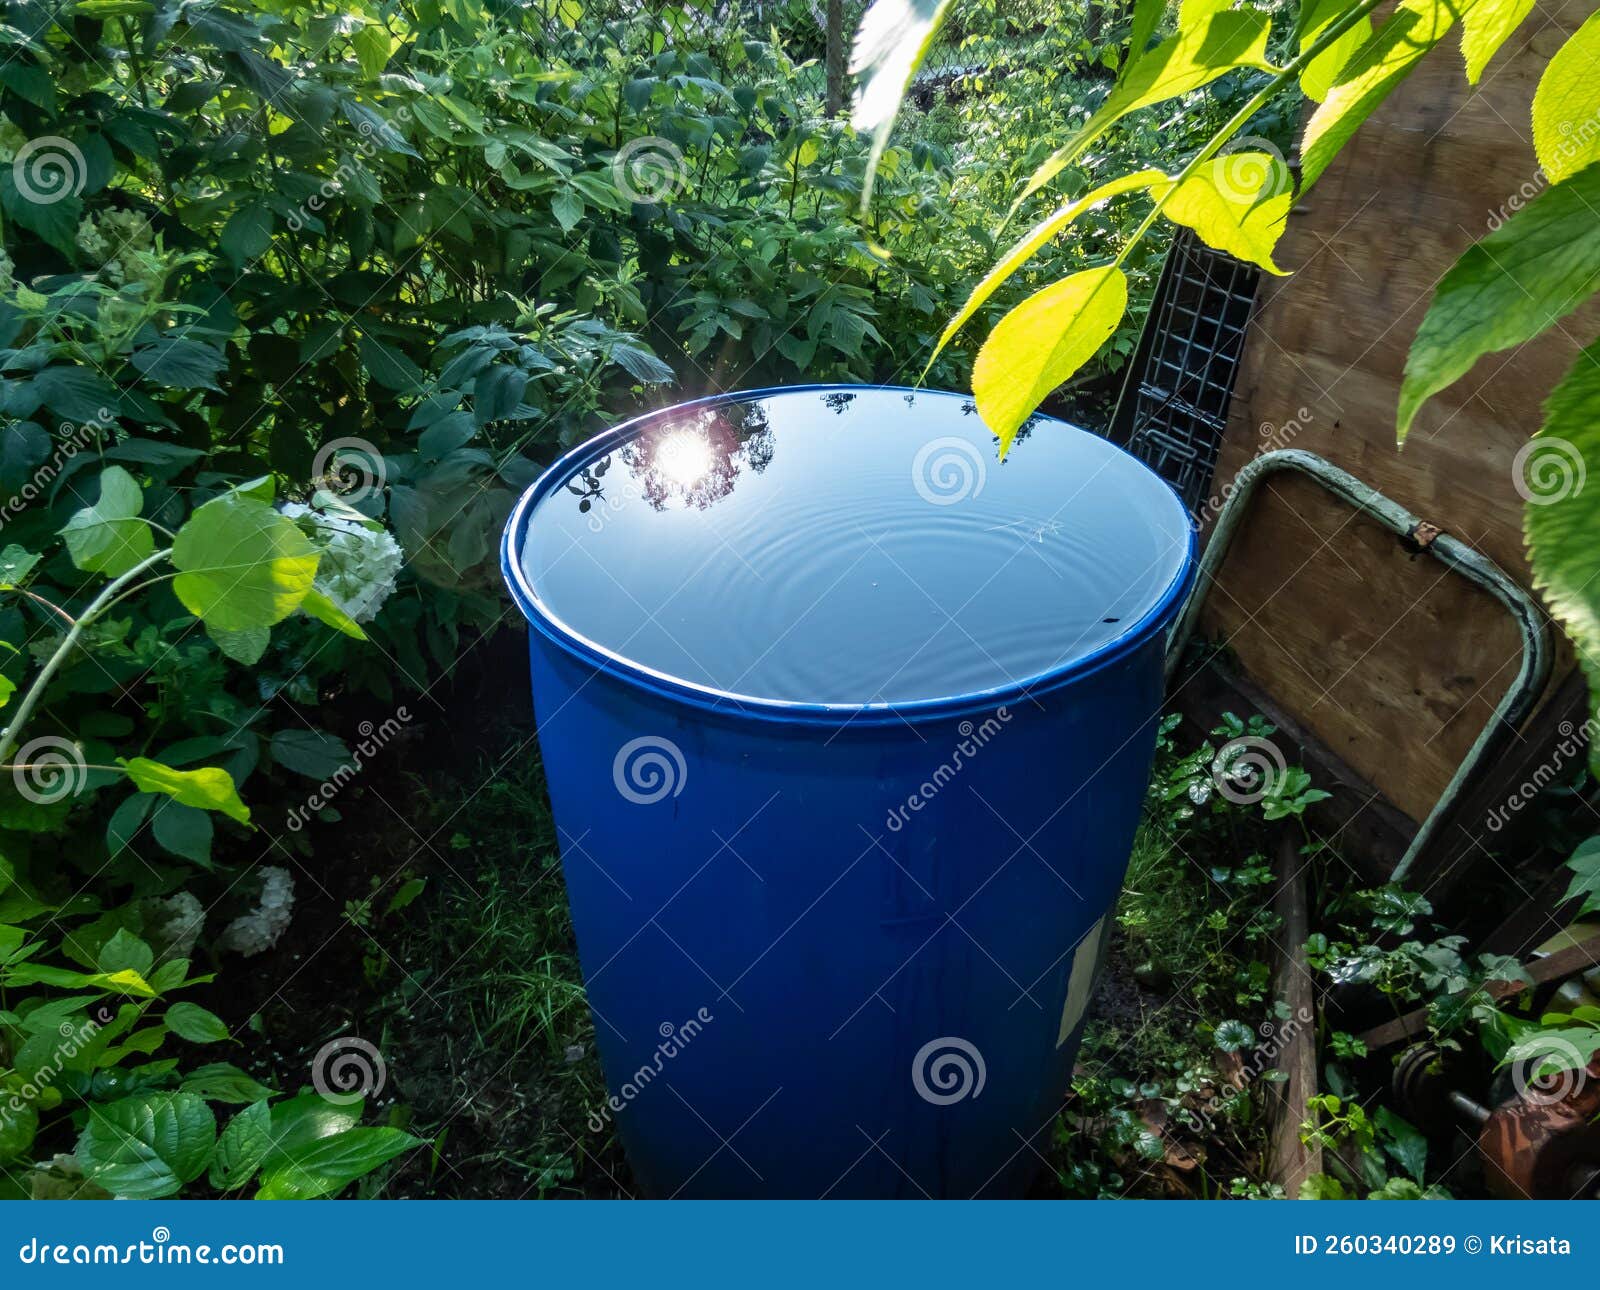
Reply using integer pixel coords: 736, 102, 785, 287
1201, 0, 1590, 822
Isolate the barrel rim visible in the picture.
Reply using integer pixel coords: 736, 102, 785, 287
500, 384, 1196, 725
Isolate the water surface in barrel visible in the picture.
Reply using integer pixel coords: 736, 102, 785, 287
520, 387, 1191, 706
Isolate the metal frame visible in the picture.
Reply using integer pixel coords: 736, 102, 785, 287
1165, 448, 1552, 883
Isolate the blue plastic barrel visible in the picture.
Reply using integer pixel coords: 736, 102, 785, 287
502, 386, 1194, 1198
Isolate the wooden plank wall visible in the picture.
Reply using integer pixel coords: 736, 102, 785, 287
1199, 0, 1593, 825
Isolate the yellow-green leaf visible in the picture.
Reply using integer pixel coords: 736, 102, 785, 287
171, 492, 319, 631
1010, 9, 1273, 218
120, 757, 251, 827
1154, 152, 1294, 273
972, 266, 1128, 458
932, 170, 1164, 367
1525, 338, 1600, 773
60, 465, 154, 577
1532, 10, 1600, 184
1301, 0, 1465, 189
1461, 0, 1535, 83
849, 0, 956, 204
300, 588, 368, 640
1297, 0, 1374, 101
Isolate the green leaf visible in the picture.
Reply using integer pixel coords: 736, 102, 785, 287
1375, 1105, 1428, 1182
207, 623, 270, 665
151, 800, 214, 864
1299, 1172, 1353, 1199
551, 187, 583, 232
266, 1091, 363, 1156
255, 1126, 420, 1200
96, 928, 153, 978
0, 420, 49, 491
180, 1062, 274, 1105
1398, 165, 1600, 439
359, 334, 425, 392
61, 465, 155, 576
300, 587, 368, 640
121, 757, 251, 826
972, 266, 1128, 457
165, 1001, 230, 1044
1532, 10, 1600, 184
220, 199, 274, 268
849, 0, 957, 205
1156, 152, 1293, 273
171, 492, 320, 630
1127, 0, 1168, 63
1011, 10, 1273, 216
1461, 0, 1536, 83
1301, 0, 1464, 189
352, 23, 393, 80
270, 728, 352, 780
1504, 1026, 1600, 1077
1525, 340, 1600, 766
76, 1092, 216, 1199
210, 1100, 272, 1190
0, 1101, 36, 1164
932, 170, 1164, 366
0, 544, 41, 586
31, 365, 117, 423
130, 337, 227, 391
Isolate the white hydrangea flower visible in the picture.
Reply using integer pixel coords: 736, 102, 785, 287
147, 890, 204, 963
281, 502, 404, 624
217, 866, 295, 957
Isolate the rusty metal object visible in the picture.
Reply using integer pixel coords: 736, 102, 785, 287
1479, 1057, 1600, 1199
